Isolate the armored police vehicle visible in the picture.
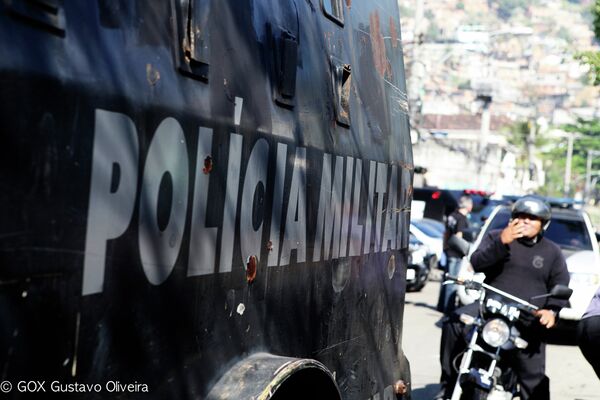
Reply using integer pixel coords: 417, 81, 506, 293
0, 0, 414, 398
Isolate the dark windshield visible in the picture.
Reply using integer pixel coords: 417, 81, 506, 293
468, 204, 498, 230
484, 209, 593, 251
412, 220, 444, 238
546, 218, 593, 251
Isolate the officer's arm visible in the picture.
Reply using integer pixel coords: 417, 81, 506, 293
469, 231, 509, 272
535, 252, 570, 329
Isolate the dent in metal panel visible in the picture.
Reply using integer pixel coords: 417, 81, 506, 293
279, 147, 307, 266
83, 110, 139, 295
267, 143, 287, 267
139, 118, 189, 285
188, 127, 218, 277
219, 133, 243, 273
240, 138, 269, 264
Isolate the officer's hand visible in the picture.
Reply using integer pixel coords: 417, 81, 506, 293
500, 219, 524, 244
535, 309, 557, 329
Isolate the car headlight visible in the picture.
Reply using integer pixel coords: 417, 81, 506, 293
569, 273, 600, 286
482, 318, 510, 347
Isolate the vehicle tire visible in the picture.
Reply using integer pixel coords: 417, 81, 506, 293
459, 386, 488, 400
414, 267, 430, 291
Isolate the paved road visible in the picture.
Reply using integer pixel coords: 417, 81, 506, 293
403, 272, 600, 400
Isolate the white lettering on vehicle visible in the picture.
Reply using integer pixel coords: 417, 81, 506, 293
82, 109, 408, 295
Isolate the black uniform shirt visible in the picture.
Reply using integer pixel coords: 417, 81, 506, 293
470, 229, 570, 311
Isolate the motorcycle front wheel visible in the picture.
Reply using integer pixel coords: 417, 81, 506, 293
459, 386, 488, 400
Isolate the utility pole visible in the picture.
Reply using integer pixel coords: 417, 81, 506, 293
408, 0, 424, 126
584, 150, 600, 202
564, 134, 574, 197
585, 149, 592, 201
476, 88, 492, 189
527, 120, 536, 183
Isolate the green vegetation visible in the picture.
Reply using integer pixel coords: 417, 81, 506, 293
541, 0, 600, 199
556, 26, 574, 43
496, 0, 528, 20
576, 0, 600, 85
540, 120, 600, 198
399, 4, 414, 18
457, 80, 471, 90
426, 20, 442, 41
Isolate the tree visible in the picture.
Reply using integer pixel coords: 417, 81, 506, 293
576, 0, 600, 85
540, 120, 600, 198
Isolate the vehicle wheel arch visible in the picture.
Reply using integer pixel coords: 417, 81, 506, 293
205, 352, 341, 400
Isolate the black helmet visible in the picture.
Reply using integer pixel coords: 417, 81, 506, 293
511, 196, 551, 231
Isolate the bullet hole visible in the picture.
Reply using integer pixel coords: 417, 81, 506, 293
394, 380, 408, 395
203, 155, 213, 174
236, 303, 246, 315
267, 240, 273, 252
246, 255, 257, 283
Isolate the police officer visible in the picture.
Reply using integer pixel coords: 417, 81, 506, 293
438, 195, 473, 314
436, 196, 570, 400
577, 285, 600, 379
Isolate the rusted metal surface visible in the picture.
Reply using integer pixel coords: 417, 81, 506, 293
0, 0, 413, 398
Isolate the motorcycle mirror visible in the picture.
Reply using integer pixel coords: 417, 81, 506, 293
549, 284, 573, 300
530, 284, 572, 301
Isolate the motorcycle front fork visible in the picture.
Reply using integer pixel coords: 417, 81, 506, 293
450, 328, 500, 400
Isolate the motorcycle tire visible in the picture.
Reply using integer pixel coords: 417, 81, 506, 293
459, 386, 488, 400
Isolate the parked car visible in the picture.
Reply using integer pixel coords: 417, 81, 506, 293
415, 217, 445, 236
412, 188, 498, 242
466, 201, 504, 240
406, 234, 432, 292
457, 204, 600, 325
410, 219, 444, 268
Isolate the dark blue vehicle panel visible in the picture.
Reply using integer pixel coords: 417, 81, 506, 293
0, 1, 413, 398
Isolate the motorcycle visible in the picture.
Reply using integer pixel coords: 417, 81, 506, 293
442, 274, 572, 400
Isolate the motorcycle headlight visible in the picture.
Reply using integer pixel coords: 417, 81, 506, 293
482, 318, 510, 347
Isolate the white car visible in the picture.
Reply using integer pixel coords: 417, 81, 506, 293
457, 205, 600, 322
410, 219, 444, 267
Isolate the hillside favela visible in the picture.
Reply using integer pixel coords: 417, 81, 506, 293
401, 0, 600, 202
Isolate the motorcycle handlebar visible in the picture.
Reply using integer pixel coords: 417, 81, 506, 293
443, 273, 539, 311
443, 273, 483, 291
